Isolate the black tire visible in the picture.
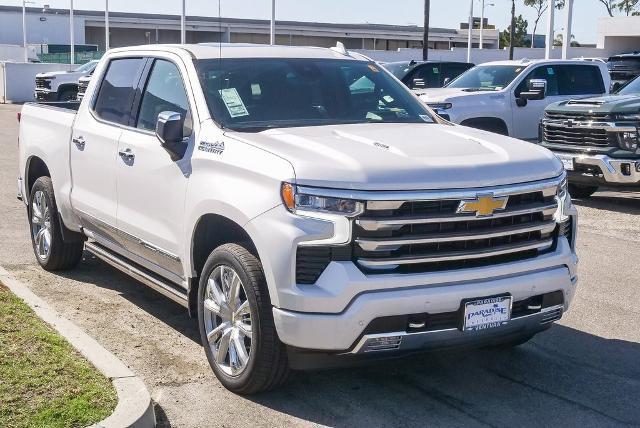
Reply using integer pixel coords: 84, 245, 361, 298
197, 243, 290, 394
28, 177, 84, 271
569, 183, 599, 199
57, 88, 77, 101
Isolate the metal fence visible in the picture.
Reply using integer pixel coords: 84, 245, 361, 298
38, 51, 104, 64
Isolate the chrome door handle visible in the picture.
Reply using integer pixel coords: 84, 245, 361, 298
118, 148, 135, 161
72, 136, 85, 150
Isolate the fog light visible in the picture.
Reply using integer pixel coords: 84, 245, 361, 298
621, 163, 632, 176
636, 162, 640, 173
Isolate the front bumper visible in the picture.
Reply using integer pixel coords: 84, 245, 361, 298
273, 253, 577, 354
557, 152, 640, 185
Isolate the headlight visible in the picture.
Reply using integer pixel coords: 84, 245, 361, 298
618, 129, 640, 152
554, 175, 570, 224
427, 102, 452, 110
281, 183, 363, 217
557, 176, 568, 200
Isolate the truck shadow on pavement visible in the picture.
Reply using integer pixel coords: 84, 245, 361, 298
572, 190, 640, 215
61, 255, 640, 427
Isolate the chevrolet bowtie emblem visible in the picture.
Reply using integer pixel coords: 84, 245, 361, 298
457, 195, 509, 217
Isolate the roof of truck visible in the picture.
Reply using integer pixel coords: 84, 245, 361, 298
108, 43, 366, 61
476, 58, 605, 67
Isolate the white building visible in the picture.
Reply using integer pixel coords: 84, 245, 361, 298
0, 5, 499, 53
597, 16, 640, 54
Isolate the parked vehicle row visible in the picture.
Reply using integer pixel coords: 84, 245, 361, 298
18, 43, 577, 394
34, 60, 98, 102
608, 52, 640, 90
383, 60, 474, 90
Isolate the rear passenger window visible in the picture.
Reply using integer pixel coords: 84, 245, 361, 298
93, 58, 145, 125
556, 65, 605, 95
136, 59, 191, 133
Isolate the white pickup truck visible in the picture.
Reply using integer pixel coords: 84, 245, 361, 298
17, 44, 578, 394
34, 60, 99, 102
417, 59, 610, 141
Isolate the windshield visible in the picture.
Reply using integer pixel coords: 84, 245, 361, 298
196, 58, 436, 131
617, 76, 640, 95
447, 65, 526, 91
382, 62, 414, 79
74, 61, 97, 73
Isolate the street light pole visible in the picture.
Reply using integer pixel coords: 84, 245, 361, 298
181, 0, 186, 43
70, 0, 74, 65
22, 1, 28, 62
545, 0, 555, 59
467, 0, 473, 63
423, 0, 430, 60
270, 0, 276, 45
480, 0, 484, 49
562, 0, 574, 59
105, 0, 109, 51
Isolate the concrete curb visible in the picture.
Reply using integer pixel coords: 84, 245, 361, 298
0, 266, 156, 428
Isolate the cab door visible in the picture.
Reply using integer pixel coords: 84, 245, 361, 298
115, 57, 195, 283
70, 57, 146, 245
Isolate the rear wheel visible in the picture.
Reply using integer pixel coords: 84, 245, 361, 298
198, 243, 290, 394
28, 177, 84, 271
569, 183, 599, 198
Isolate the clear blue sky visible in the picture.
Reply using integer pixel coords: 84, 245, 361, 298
2, 0, 614, 44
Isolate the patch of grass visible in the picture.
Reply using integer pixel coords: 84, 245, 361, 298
0, 282, 117, 428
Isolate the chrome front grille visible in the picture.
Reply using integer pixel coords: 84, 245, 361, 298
543, 124, 612, 147
77, 80, 89, 100
35, 77, 51, 90
544, 111, 613, 121
352, 181, 560, 273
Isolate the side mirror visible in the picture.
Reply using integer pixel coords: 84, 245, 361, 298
520, 79, 547, 101
155, 111, 185, 146
443, 77, 451, 87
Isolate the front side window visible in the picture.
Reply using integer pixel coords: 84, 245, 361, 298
407, 64, 441, 89
93, 58, 145, 125
196, 58, 435, 132
136, 59, 191, 132
516, 66, 560, 97
617, 75, 640, 95
447, 65, 526, 91
555, 65, 605, 95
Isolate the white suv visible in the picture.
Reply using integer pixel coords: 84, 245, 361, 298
417, 59, 610, 141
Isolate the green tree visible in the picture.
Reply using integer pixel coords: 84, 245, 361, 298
524, 0, 565, 48
598, 0, 640, 16
500, 15, 529, 49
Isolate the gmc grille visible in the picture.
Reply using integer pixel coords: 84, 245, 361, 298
35, 77, 51, 90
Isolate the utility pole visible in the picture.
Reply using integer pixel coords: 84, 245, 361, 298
467, 0, 473, 63
480, 0, 485, 49
181, 0, 186, 43
270, 0, 276, 45
70, 0, 75, 65
105, 0, 110, 51
545, 0, 555, 59
562, 0, 573, 59
22, 1, 28, 62
509, 0, 515, 60
423, 0, 430, 60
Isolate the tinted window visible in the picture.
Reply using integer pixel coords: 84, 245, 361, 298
136, 60, 191, 132
448, 65, 526, 90
517, 65, 560, 96
407, 64, 441, 89
383, 62, 413, 80
94, 58, 145, 125
556, 65, 604, 95
441, 63, 473, 85
196, 58, 435, 131
617, 75, 640, 95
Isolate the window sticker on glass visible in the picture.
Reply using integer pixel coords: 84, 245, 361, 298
368, 64, 380, 73
547, 67, 555, 75
251, 83, 262, 96
433, 67, 439, 74
219, 88, 249, 118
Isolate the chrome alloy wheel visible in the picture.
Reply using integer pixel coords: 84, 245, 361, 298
31, 190, 52, 260
203, 265, 253, 376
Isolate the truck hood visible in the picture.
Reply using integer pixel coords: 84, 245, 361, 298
547, 94, 640, 114
227, 123, 562, 191
35, 71, 83, 78
415, 87, 499, 104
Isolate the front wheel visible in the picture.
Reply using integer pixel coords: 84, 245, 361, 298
569, 184, 599, 199
197, 243, 290, 394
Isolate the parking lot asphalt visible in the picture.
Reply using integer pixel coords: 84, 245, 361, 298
1, 102, 639, 427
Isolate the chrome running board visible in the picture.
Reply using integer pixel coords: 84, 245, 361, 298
85, 241, 188, 308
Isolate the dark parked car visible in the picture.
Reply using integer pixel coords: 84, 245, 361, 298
607, 52, 640, 90
383, 60, 474, 90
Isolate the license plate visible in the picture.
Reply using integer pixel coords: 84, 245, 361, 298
463, 296, 512, 331
556, 154, 574, 171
